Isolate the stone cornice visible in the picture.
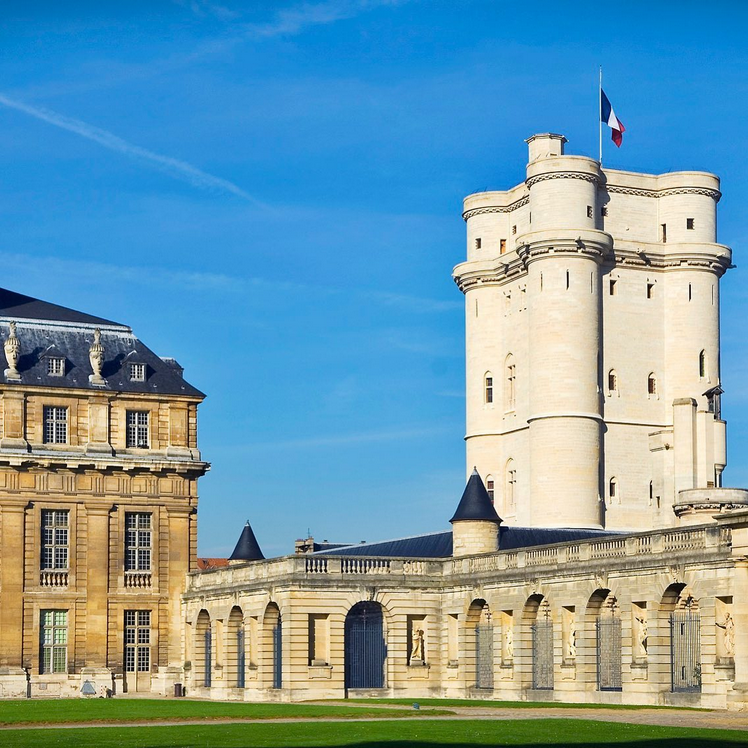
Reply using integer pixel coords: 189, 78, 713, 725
0, 452, 209, 476
606, 184, 722, 202
525, 171, 600, 189
462, 195, 528, 221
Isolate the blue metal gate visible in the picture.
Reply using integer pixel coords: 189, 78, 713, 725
204, 629, 212, 687
531, 620, 554, 690
237, 629, 245, 688
272, 619, 282, 689
345, 602, 386, 689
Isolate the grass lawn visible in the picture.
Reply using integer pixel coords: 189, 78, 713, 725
0, 718, 746, 747
345, 698, 699, 711
0, 699, 448, 726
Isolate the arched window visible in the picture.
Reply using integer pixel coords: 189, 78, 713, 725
607, 370, 617, 394
608, 477, 618, 503
647, 373, 657, 397
485, 475, 495, 503
506, 459, 516, 511
649, 481, 654, 505
484, 373, 493, 404
505, 355, 516, 411
699, 350, 707, 380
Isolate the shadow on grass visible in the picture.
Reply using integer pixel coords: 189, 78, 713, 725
134, 742, 748, 748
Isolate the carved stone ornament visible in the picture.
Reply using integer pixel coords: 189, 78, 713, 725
4, 321, 21, 380
89, 328, 105, 385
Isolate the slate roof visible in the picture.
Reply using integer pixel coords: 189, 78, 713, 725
314, 526, 618, 558
0, 289, 203, 398
229, 522, 265, 562
449, 468, 502, 523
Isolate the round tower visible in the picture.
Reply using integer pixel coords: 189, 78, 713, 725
521, 134, 611, 528
450, 469, 501, 556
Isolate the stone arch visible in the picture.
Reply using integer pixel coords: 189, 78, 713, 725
521, 594, 553, 691
344, 601, 387, 690
465, 599, 493, 690
660, 584, 701, 693
194, 609, 211, 688
261, 602, 282, 689
226, 605, 245, 689
583, 590, 621, 691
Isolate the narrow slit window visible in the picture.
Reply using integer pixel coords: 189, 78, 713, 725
609, 477, 617, 501
699, 350, 707, 380
587, 205, 593, 218
566, 270, 570, 290
609, 278, 617, 296
661, 224, 667, 243
686, 218, 695, 230
608, 370, 617, 393
500, 239, 506, 254
512, 225, 517, 235
601, 206, 608, 217
484, 375, 493, 404
475, 237, 482, 250
486, 477, 495, 503
647, 282, 654, 299
688, 283, 692, 301
647, 373, 657, 396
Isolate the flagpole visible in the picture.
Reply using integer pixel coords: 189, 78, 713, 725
599, 66, 603, 166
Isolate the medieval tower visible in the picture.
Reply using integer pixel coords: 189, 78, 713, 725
454, 133, 730, 531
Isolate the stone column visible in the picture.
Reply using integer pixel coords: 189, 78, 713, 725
84, 504, 113, 669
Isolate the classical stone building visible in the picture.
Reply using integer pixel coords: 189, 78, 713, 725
181, 134, 748, 710
0, 290, 207, 697
2, 133, 747, 709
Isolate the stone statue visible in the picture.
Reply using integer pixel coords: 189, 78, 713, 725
635, 615, 648, 657
411, 627, 424, 661
504, 623, 513, 660
4, 321, 20, 379
566, 622, 576, 660
716, 613, 735, 656
89, 328, 105, 385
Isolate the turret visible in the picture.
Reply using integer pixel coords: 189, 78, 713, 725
228, 521, 265, 564
450, 469, 501, 556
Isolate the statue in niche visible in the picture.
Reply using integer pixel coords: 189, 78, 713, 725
4, 321, 20, 378
410, 627, 424, 662
566, 622, 576, 660
716, 613, 735, 657
634, 615, 648, 657
504, 622, 513, 660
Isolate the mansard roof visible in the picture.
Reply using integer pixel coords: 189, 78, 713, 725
449, 468, 502, 524
313, 526, 617, 559
229, 522, 265, 562
0, 288, 204, 398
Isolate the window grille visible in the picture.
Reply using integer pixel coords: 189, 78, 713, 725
648, 374, 657, 396
484, 376, 493, 404
125, 513, 152, 571
130, 363, 145, 382
40, 610, 68, 673
43, 406, 68, 444
486, 478, 494, 503
41, 510, 69, 570
125, 610, 151, 672
47, 357, 65, 376
126, 411, 149, 448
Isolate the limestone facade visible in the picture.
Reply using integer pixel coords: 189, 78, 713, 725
0, 302, 207, 698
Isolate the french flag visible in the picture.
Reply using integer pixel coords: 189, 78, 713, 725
601, 89, 625, 147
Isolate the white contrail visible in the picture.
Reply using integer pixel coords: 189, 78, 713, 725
0, 93, 265, 206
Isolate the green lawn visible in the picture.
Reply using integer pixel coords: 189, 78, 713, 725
0, 699, 448, 725
345, 698, 699, 711
0, 719, 745, 747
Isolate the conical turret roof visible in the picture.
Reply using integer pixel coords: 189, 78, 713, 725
449, 468, 502, 524
229, 521, 265, 561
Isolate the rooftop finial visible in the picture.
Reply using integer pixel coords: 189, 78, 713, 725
89, 328, 106, 386
4, 321, 21, 381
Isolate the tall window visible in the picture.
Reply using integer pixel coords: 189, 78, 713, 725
484, 374, 493, 404
126, 411, 149, 448
699, 350, 707, 380
647, 373, 657, 397
125, 610, 151, 674
486, 476, 495, 503
40, 610, 68, 674
41, 510, 69, 570
609, 477, 618, 502
608, 370, 618, 393
505, 355, 516, 411
125, 513, 152, 571
44, 406, 68, 444
506, 460, 516, 511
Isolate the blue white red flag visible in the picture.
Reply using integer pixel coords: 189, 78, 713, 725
600, 89, 625, 147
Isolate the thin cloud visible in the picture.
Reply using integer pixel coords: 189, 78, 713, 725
0, 93, 268, 207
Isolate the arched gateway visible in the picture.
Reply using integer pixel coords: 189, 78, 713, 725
345, 602, 386, 689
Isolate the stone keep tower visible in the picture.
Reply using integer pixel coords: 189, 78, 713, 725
454, 133, 736, 531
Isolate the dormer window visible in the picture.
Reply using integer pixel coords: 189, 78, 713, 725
47, 357, 65, 377
130, 363, 146, 382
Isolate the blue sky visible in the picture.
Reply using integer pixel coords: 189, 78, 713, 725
1, 1, 748, 557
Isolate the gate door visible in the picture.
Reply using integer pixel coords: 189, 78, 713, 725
671, 611, 701, 692
236, 629, 246, 688
531, 620, 554, 690
345, 602, 386, 689
204, 629, 212, 687
475, 624, 494, 689
272, 619, 282, 689
596, 617, 622, 691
